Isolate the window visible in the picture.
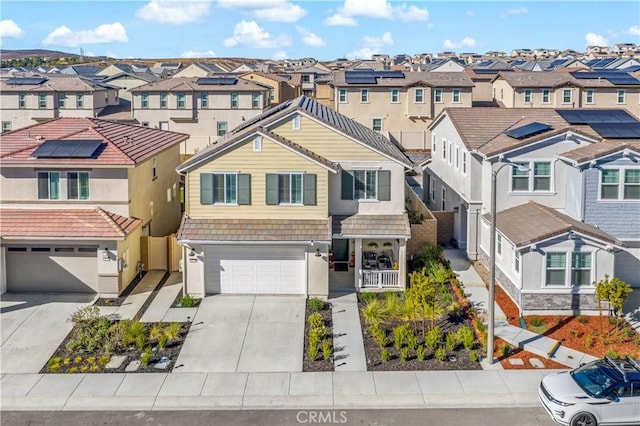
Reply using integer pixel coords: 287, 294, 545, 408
448, 141, 452, 165
2, 121, 11, 133
19, 93, 26, 108
514, 251, 520, 274
253, 136, 262, 152
434, 89, 443, 103
37, 172, 60, 200
455, 145, 460, 169
442, 139, 446, 160
452, 89, 461, 103
269, 88, 275, 102
268, 173, 315, 205
571, 253, 592, 286
429, 176, 435, 202
360, 89, 369, 103
617, 89, 626, 104
441, 188, 446, 210
160, 92, 167, 109
152, 157, 157, 180
301, 74, 310, 83
431, 134, 436, 153
391, 89, 399, 103
586, 89, 594, 104
251, 92, 260, 109
67, 172, 89, 200
214, 173, 238, 204
562, 89, 572, 104
546, 253, 566, 286
372, 118, 382, 132
77, 93, 84, 109
292, 115, 301, 130
278, 173, 303, 204
354, 170, 377, 200
217, 121, 227, 136
511, 161, 552, 192
601, 168, 640, 200
533, 162, 551, 191
542, 89, 550, 104
38, 93, 47, 109
462, 151, 467, 174
624, 169, 640, 200
496, 233, 503, 257
415, 88, 424, 103
141, 122, 149, 127
524, 89, 532, 103
141, 92, 149, 109
200, 92, 208, 108
601, 169, 619, 199
177, 92, 186, 109
230, 92, 238, 108
159, 121, 169, 130
338, 88, 347, 103
58, 92, 66, 108
200, 173, 249, 205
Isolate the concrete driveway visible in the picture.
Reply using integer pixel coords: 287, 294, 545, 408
1, 293, 95, 374
174, 295, 305, 373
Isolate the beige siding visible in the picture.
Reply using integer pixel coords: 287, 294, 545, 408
187, 137, 329, 219
492, 79, 514, 107
117, 226, 142, 292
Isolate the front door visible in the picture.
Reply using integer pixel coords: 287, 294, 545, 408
332, 238, 349, 272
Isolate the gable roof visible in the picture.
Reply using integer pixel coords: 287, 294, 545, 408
558, 139, 640, 165
130, 76, 267, 92
331, 71, 474, 88
178, 96, 411, 172
0, 75, 116, 93
1, 117, 188, 166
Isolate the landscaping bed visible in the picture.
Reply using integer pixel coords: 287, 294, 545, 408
42, 306, 190, 374
494, 337, 569, 370
303, 298, 334, 372
171, 289, 201, 308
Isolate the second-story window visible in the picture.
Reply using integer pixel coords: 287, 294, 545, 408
214, 173, 238, 204
201, 92, 208, 108
141, 92, 149, 109
542, 89, 550, 103
38, 93, 47, 109
354, 170, 377, 200
441, 139, 446, 160
452, 89, 461, 103
511, 161, 552, 192
360, 89, 369, 103
414, 88, 424, 103
200, 172, 251, 205
586, 89, 594, 104
617, 89, 626, 104
600, 168, 640, 200
372, 118, 382, 132
266, 173, 316, 206
269, 88, 275, 102
67, 172, 89, 200
58, 92, 66, 109
252, 92, 260, 109
217, 121, 227, 136
562, 89, 572, 104
177, 92, 186, 109
434, 89, 443, 103
231, 92, 238, 109
152, 157, 157, 180
279, 173, 303, 204
391, 89, 399, 103
37, 171, 60, 200
524, 89, 532, 104
160, 92, 168, 109
338, 89, 347, 103
77, 93, 84, 109
19, 92, 26, 109
462, 151, 467, 174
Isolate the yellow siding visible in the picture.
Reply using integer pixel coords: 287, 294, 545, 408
271, 115, 389, 161
187, 137, 329, 219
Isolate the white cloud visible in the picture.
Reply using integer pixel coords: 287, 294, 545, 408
626, 25, 640, 36
346, 47, 379, 60
181, 49, 216, 58
106, 51, 118, 58
254, 3, 307, 22
362, 31, 393, 47
272, 50, 288, 60
342, 0, 393, 18
506, 7, 528, 15
325, 1, 428, 26
393, 5, 428, 22
465, 10, 475, 17
585, 32, 608, 46
217, 0, 281, 8
136, 0, 211, 25
43, 22, 129, 47
0, 20, 24, 38
443, 37, 477, 49
427, 22, 435, 29
324, 14, 357, 26
296, 26, 326, 47
223, 20, 290, 48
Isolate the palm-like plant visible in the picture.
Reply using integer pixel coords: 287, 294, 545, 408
361, 298, 388, 326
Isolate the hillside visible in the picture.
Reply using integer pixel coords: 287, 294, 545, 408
0, 49, 81, 60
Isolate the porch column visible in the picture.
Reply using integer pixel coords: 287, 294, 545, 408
355, 238, 363, 288
398, 239, 407, 289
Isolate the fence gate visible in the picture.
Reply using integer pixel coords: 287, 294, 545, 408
141, 234, 182, 272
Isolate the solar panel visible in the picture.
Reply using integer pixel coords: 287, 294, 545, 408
585, 59, 600, 67
344, 76, 377, 84
589, 122, 640, 138
31, 139, 103, 158
477, 60, 493, 67
196, 77, 238, 85
592, 58, 615, 68
6, 77, 48, 85
505, 122, 552, 139
605, 74, 640, 85
472, 69, 506, 74
556, 109, 639, 124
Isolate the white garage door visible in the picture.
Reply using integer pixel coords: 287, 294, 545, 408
5, 246, 98, 293
205, 245, 306, 295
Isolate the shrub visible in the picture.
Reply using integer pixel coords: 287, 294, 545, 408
74, 356, 83, 364
48, 357, 62, 372
584, 333, 594, 348
80, 365, 90, 373
48, 363, 61, 373
529, 316, 544, 327
425, 326, 443, 351
180, 294, 197, 308
606, 348, 620, 360
406, 331, 418, 349
157, 333, 168, 350
469, 350, 478, 363
435, 347, 447, 361
308, 298, 325, 311
63, 358, 72, 365
369, 324, 386, 347
447, 302, 462, 319
362, 299, 388, 326
149, 324, 164, 341
106, 320, 131, 352
380, 349, 390, 362
499, 343, 513, 357
457, 326, 475, 350
123, 321, 146, 347
135, 333, 147, 350
164, 323, 181, 342
393, 323, 411, 349
445, 333, 458, 353
307, 341, 319, 361
98, 356, 110, 366
87, 356, 96, 365
383, 291, 402, 319
576, 315, 588, 324
308, 312, 324, 329
322, 339, 332, 362
400, 347, 411, 362
140, 347, 152, 366
416, 345, 426, 361
569, 328, 583, 339
359, 292, 377, 303
89, 365, 100, 372
69, 305, 101, 326
69, 367, 79, 374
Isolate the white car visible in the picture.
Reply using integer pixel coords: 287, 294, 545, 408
539, 356, 640, 426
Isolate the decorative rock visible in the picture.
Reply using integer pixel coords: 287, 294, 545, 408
104, 355, 127, 369
125, 360, 141, 372
529, 358, 545, 369
153, 356, 171, 369
508, 358, 525, 366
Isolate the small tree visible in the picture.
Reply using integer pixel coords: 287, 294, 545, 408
595, 275, 632, 331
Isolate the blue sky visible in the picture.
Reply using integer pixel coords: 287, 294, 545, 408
1, 1, 639, 61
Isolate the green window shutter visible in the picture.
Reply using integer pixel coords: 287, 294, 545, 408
237, 174, 251, 205
303, 174, 317, 205
265, 173, 279, 205
341, 170, 354, 200
378, 170, 391, 201
200, 173, 213, 204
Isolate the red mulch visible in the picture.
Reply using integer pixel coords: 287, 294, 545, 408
494, 337, 569, 369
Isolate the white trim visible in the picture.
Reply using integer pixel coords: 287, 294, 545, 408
452, 88, 461, 103
508, 159, 555, 194
433, 88, 443, 103
597, 166, 640, 202
542, 250, 594, 289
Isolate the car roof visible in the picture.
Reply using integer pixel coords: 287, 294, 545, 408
598, 358, 640, 383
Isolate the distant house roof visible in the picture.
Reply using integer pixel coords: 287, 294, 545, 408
59, 65, 105, 76
130, 76, 267, 92
0, 207, 141, 239
331, 71, 474, 88
0, 75, 117, 92
484, 201, 625, 248
559, 140, 640, 165
102, 71, 159, 84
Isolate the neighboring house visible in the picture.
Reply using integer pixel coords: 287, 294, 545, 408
586, 46, 612, 56
330, 70, 474, 149
423, 107, 640, 314
239, 71, 297, 105
101, 71, 159, 102
58, 65, 106, 79
0, 118, 188, 296
176, 96, 413, 298
97, 63, 150, 77
0, 75, 120, 133
151, 62, 183, 77
172, 62, 229, 78
289, 65, 331, 97
130, 76, 270, 154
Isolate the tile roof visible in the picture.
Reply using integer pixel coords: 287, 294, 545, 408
0, 208, 141, 239
559, 139, 640, 164
332, 214, 411, 238
484, 201, 625, 248
177, 217, 331, 242
0, 75, 115, 92
130, 77, 268, 92
0, 117, 188, 166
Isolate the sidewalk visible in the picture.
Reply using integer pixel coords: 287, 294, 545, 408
331, 292, 367, 372
98, 270, 168, 320
444, 249, 597, 369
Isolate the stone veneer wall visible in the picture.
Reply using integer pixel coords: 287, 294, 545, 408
432, 211, 454, 246
479, 249, 521, 310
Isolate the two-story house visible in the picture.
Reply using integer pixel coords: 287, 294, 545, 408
130, 76, 270, 155
424, 107, 639, 314
176, 96, 413, 298
0, 75, 120, 133
0, 118, 188, 296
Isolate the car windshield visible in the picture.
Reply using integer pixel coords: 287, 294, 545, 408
571, 361, 617, 398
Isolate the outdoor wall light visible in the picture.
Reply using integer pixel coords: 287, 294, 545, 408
102, 248, 110, 261
189, 248, 196, 257
315, 248, 322, 257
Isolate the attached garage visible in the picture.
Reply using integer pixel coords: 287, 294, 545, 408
204, 245, 306, 295
5, 246, 98, 293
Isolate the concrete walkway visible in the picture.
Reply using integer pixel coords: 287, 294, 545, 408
139, 272, 193, 323
330, 292, 367, 372
98, 270, 166, 320
444, 249, 597, 369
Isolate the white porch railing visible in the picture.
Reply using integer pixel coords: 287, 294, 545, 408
362, 270, 400, 288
